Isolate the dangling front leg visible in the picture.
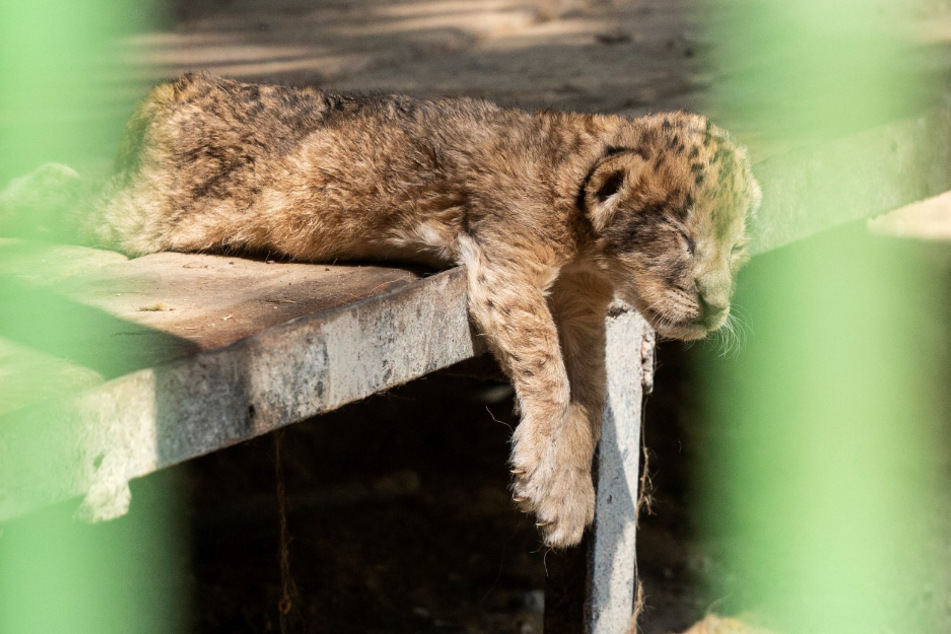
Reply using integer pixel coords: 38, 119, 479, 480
460, 237, 598, 547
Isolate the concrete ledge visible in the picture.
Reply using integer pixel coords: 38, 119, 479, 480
0, 266, 480, 521
751, 107, 951, 254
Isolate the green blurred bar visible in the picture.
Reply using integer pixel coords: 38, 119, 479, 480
0, 1, 183, 632
702, 1, 948, 632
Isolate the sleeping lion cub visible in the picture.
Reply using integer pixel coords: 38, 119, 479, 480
1, 73, 760, 547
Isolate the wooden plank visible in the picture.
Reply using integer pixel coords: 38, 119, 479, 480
868, 189, 951, 242
0, 241, 423, 358
0, 240, 430, 413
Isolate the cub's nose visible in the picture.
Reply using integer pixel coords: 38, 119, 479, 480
699, 296, 728, 327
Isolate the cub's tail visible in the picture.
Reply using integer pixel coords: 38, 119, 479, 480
0, 163, 101, 245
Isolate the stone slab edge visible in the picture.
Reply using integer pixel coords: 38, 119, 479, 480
751, 107, 951, 254
0, 267, 478, 522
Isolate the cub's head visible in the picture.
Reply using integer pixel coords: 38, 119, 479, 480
582, 113, 761, 341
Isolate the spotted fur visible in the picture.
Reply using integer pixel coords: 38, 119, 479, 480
2, 73, 761, 547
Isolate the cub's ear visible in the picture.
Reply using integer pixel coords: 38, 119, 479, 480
582, 151, 647, 234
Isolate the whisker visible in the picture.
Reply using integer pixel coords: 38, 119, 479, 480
729, 305, 753, 344
718, 314, 739, 358
712, 308, 750, 358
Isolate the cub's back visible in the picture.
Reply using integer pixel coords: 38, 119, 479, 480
94, 73, 514, 257
115, 73, 349, 191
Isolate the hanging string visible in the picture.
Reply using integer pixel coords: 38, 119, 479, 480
274, 428, 299, 632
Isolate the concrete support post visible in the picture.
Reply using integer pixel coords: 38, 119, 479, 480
544, 306, 654, 634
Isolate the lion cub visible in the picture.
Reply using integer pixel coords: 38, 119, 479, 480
3, 73, 760, 547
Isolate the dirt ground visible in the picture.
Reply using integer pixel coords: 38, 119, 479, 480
4, 1, 950, 632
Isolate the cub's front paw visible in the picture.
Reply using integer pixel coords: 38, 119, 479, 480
530, 469, 595, 548
510, 407, 597, 548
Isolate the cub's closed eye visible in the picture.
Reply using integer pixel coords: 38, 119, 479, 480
731, 243, 746, 255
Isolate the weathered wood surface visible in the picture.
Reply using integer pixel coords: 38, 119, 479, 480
868, 189, 951, 242
0, 240, 423, 360
0, 242, 480, 521
587, 308, 652, 634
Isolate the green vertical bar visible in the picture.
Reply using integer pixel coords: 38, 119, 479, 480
703, 1, 947, 632
0, 1, 183, 632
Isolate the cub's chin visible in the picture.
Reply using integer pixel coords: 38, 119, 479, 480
652, 319, 709, 342
618, 292, 722, 342
636, 304, 712, 342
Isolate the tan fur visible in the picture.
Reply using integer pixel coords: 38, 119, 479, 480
1, 73, 761, 547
